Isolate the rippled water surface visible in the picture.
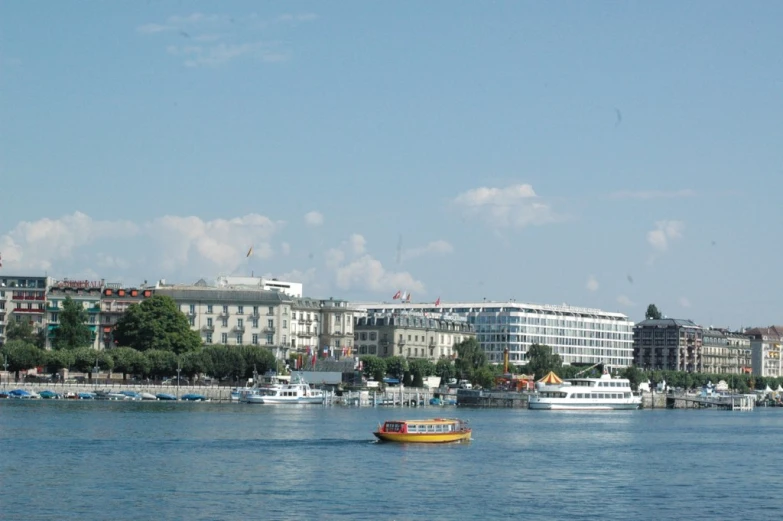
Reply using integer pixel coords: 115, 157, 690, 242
1, 401, 780, 520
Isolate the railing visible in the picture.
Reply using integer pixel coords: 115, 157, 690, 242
235, 326, 246, 332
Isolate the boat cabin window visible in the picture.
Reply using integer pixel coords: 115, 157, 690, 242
384, 422, 404, 432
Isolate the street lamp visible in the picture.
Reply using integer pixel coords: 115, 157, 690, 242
176, 359, 182, 401
3, 354, 8, 385
94, 357, 100, 388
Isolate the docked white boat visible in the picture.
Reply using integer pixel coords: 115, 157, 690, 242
528, 370, 642, 410
242, 373, 325, 405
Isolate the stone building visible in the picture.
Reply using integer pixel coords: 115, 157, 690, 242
46, 279, 104, 350
745, 326, 783, 378
0, 274, 48, 345
354, 311, 475, 362
633, 318, 703, 372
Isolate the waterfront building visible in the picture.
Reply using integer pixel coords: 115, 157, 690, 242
633, 318, 703, 372
291, 297, 322, 352
46, 279, 104, 350
153, 282, 293, 359
354, 311, 475, 362
319, 298, 358, 357
745, 326, 783, 378
0, 274, 49, 345
702, 328, 730, 373
100, 284, 153, 349
358, 301, 633, 368
725, 330, 753, 374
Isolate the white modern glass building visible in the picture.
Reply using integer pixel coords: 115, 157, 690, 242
358, 301, 635, 368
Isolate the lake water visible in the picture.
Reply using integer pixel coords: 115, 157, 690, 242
1, 401, 780, 520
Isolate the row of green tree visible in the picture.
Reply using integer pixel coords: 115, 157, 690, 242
1, 340, 280, 382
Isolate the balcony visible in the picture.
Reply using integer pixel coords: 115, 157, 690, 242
297, 331, 311, 338
202, 325, 215, 332
264, 327, 276, 333
218, 310, 229, 317
429, 338, 436, 346
234, 325, 246, 333
13, 308, 45, 313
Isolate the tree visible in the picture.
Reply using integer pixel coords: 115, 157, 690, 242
110, 347, 151, 381
203, 345, 246, 381
5, 318, 43, 347
71, 347, 114, 380
52, 296, 93, 350
645, 304, 662, 320
180, 349, 213, 379
239, 346, 277, 378
2, 340, 45, 380
408, 359, 435, 387
113, 295, 202, 354
359, 355, 387, 382
144, 349, 179, 379
435, 358, 455, 384
385, 356, 408, 381
525, 343, 562, 380
44, 349, 75, 375
454, 337, 486, 382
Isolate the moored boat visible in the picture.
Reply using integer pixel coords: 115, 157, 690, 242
528, 370, 642, 410
242, 372, 324, 404
155, 393, 177, 401
180, 393, 208, 402
39, 390, 62, 399
373, 418, 472, 443
139, 392, 157, 401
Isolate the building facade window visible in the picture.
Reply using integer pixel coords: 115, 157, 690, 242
252, 334, 258, 345
266, 334, 273, 345
221, 333, 228, 344
238, 305, 244, 315
236, 334, 242, 344
207, 305, 213, 314
206, 334, 213, 344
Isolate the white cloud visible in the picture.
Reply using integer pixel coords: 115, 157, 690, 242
586, 275, 599, 292
349, 234, 366, 255
616, 295, 634, 307
647, 220, 685, 252
304, 211, 324, 227
609, 189, 696, 200
263, 268, 317, 286
276, 13, 318, 23
679, 297, 691, 308
401, 240, 454, 261
138, 12, 308, 67
146, 214, 281, 271
281, 242, 291, 256
167, 42, 289, 67
0, 211, 138, 271
96, 253, 130, 270
325, 233, 424, 294
335, 255, 425, 294
453, 183, 563, 228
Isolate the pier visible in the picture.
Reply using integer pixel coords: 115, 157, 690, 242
455, 389, 528, 408
666, 393, 755, 411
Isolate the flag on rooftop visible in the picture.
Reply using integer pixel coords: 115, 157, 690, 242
435, 297, 441, 307
392, 290, 401, 299
246, 246, 254, 258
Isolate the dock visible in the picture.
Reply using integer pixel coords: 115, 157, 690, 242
456, 389, 528, 408
666, 393, 755, 411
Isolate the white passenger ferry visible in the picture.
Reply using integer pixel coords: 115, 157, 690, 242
241, 372, 325, 405
528, 370, 642, 410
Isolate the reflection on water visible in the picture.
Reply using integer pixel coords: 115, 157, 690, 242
1, 401, 780, 520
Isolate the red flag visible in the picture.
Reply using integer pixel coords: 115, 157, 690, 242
311, 354, 317, 368
392, 290, 401, 299
435, 297, 441, 306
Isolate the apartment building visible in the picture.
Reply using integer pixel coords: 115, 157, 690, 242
354, 311, 475, 362
359, 300, 633, 368
633, 318, 703, 372
0, 275, 48, 345
46, 279, 104, 350
745, 326, 783, 378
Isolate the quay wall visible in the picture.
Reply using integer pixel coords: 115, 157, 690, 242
1, 382, 234, 401
456, 389, 528, 408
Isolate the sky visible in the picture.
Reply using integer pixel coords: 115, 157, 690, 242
1, 1, 782, 328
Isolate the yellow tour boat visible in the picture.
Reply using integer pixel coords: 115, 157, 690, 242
373, 418, 471, 443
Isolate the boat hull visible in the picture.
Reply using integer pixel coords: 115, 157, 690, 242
246, 396, 324, 404
528, 400, 641, 410
373, 431, 472, 443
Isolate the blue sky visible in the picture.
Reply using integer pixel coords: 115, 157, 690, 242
1, 1, 782, 328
